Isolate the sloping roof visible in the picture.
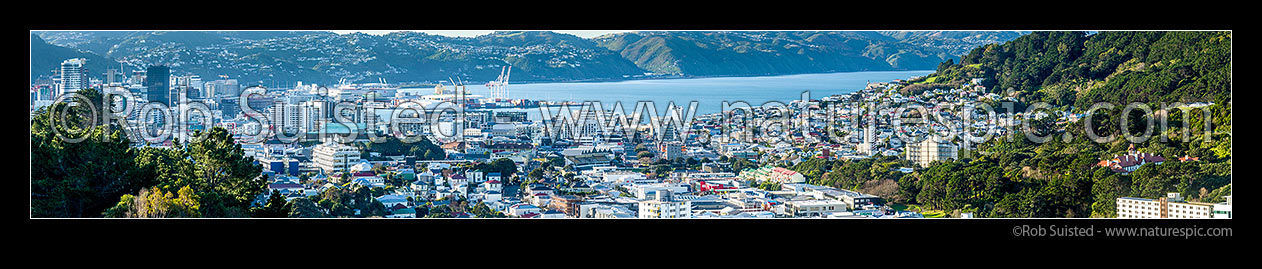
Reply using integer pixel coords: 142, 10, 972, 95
268, 183, 303, 189
441, 141, 465, 150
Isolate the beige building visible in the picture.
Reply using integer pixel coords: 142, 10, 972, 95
904, 138, 958, 168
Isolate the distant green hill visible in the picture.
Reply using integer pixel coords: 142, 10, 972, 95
929, 31, 1231, 108
30, 34, 119, 81
31, 31, 1024, 85
594, 31, 1009, 76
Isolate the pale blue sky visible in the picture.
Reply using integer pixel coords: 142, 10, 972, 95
330, 30, 630, 38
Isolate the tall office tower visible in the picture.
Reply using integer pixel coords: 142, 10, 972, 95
105, 69, 118, 84
189, 75, 203, 97
60, 58, 89, 94
172, 75, 201, 100
301, 100, 331, 132
145, 65, 170, 105
219, 98, 240, 119
170, 75, 188, 102
270, 100, 303, 135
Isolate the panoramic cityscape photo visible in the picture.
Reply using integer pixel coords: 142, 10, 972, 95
29, 30, 1230, 229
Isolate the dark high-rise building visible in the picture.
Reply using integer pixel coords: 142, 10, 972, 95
219, 97, 240, 118
145, 65, 169, 105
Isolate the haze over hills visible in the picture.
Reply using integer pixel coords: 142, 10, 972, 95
31, 30, 1024, 85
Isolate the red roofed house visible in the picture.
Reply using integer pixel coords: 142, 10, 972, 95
1098, 144, 1166, 174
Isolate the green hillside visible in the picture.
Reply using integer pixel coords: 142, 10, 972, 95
884, 31, 1232, 218
929, 31, 1231, 108
30, 35, 120, 81
33, 31, 1022, 84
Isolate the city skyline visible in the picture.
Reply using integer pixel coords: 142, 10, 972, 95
30, 30, 1232, 223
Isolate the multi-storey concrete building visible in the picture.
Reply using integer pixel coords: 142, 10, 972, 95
1117, 193, 1219, 219
637, 190, 692, 218
313, 143, 360, 175
905, 137, 958, 168
657, 141, 684, 161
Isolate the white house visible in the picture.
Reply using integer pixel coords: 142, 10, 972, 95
482, 190, 502, 203
508, 203, 541, 217
482, 180, 503, 193
351, 176, 385, 188
376, 194, 410, 209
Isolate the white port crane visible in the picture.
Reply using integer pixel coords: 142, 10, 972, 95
485, 66, 512, 100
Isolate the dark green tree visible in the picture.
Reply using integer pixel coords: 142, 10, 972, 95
252, 190, 293, 218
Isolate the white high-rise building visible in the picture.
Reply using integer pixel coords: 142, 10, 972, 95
59, 58, 89, 94
300, 100, 329, 134
270, 101, 304, 135
859, 105, 877, 156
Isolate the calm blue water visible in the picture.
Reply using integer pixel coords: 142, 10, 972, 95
396, 70, 932, 119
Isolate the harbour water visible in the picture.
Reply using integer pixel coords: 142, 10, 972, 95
391, 70, 933, 121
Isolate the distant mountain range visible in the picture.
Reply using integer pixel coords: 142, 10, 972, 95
30, 31, 1024, 85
